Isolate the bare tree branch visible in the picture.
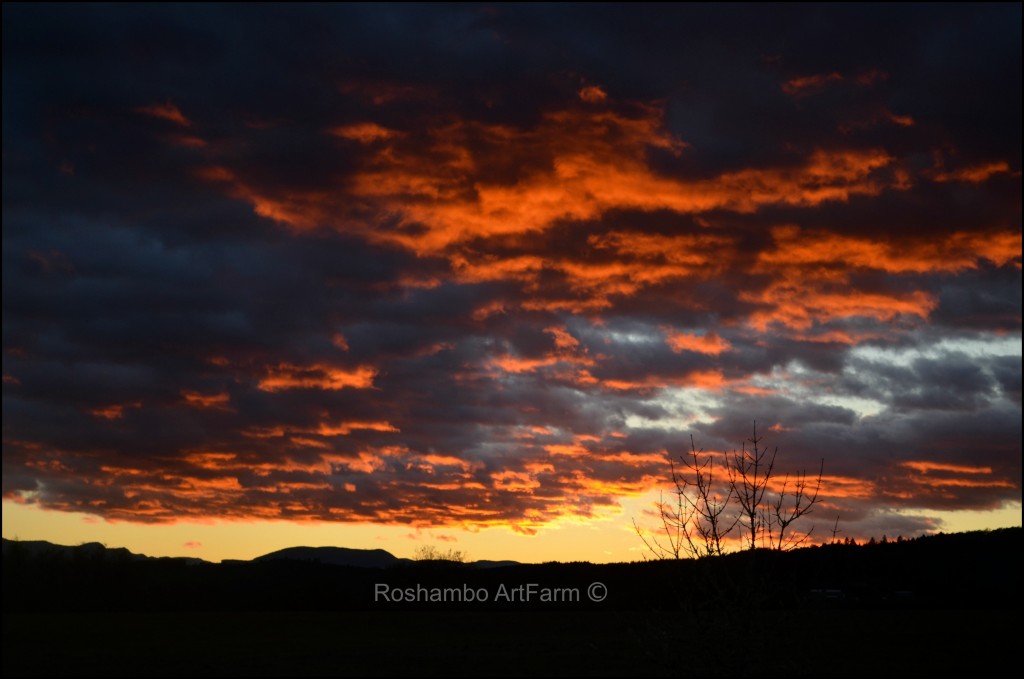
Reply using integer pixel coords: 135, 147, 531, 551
728, 421, 777, 550
770, 459, 824, 550
635, 422, 830, 558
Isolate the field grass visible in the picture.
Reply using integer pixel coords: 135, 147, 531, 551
3, 608, 1017, 677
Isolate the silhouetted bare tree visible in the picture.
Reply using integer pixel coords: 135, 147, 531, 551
729, 422, 823, 550
636, 422, 824, 558
634, 434, 738, 559
728, 423, 776, 550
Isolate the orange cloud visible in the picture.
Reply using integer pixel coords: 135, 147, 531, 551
180, 451, 237, 468
815, 475, 877, 500
168, 134, 207, 148
547, 326, 580, 352
188, 97, 922, 331
387, 141, 888, 253
915, 477, 1016, 489
762, 225, 1022, 273
257, 363, 377, 391
449, 231, 731, 311
195, 165, 235, 183
578, 85, 608, 103
490, 354, 564, 374
135, 101, 191, 127
885, 111, 915, 127
931, 161, 1012, 183
665, 330, 732, 355
211, 100, 895, 268
544, 442, 590, 458
195, 165, 329, 229
316, 421, 399, 436
602, 369, 726, 392
492, 470, 541, 492
181, 390, 232, 409
592, 451, 667, 466
782, 72, 843, 96
487, 326, 595, 380
786, 329, 888, 345
901, 461, 994, 475
329, 122, 401, 143
736, 225, 1022, 333
90, 402, 142, 420
745, 285, 936, 332
289, 437, 331, 449
739, 225, 1023, 333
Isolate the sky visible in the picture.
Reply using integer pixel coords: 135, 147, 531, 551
2, 4, 1021, 564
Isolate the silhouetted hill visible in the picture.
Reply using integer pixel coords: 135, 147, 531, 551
253, 546, 408, 568
0, 537, 205, 565
0, 538, 519, 570
250, 546, 520, 569
2, 528, 1019, 614
4, 529, 1020, 677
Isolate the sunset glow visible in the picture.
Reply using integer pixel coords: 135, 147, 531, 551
2, 4, 1020, 563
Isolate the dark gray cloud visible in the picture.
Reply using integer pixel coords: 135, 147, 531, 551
2, 4, 1020, 540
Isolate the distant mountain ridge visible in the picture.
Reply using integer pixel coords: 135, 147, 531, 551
253, 546, 407, 569
250, 546, 520, 569
4, 529, 1021, 619
1, 537, 520, 569
0, 537, 205, 564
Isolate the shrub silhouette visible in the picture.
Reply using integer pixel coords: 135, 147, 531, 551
413, 545, 467, 563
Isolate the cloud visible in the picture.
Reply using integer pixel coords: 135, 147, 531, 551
135, 102, 192, 127
782, 72, 844, 96
1, 4, 1020, 544
930, 161, 1013, 184
329, 122, 402, 144
257, 364, 378, 392
665, 331, 732, 356
578, 85, 608, 103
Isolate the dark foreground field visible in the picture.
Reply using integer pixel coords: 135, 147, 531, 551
4, 608, 1019, 677
4, 529, 1021, 677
